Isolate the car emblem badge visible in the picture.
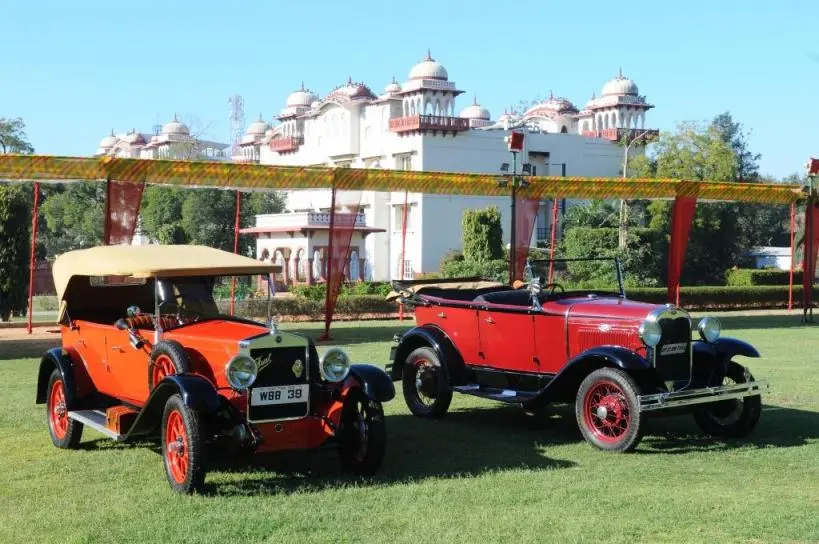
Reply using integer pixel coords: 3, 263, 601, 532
292, 359, 304, 378
255, 353, 273, 373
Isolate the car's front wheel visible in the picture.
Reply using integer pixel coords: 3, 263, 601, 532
46, 369, 83, 449
338, 389, 386, 476
161, 394, 206, 493
575, 367, 643, 452
693, 361, 762, 437
402, 346, 453, 418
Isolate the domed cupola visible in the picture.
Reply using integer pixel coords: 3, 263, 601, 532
384, 76, 402, 95
286, 83, 318, 107
161, 114, 190, 136
98, 129, 119, 150
246, 114, 270, 136
601, 68, 639, 97
409, 50, 449, 81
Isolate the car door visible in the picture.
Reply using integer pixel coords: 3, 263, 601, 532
532, 304, 568, 375
70, 320, 117, 396
476, 305, 537, 373
105, 327, 152, 405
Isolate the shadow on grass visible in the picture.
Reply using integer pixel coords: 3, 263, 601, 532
72, 401, 818, 496
639, 403, 819, 454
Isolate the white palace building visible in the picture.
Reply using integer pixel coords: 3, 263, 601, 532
96, 53, 657, 284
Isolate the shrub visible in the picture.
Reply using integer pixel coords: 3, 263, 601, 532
725, 268, 802, 287
217, 294, 397, 320
462, 207, 504, 262
627, 285, 806, 311
439, 249, 464, 269
440, 259, 508, 283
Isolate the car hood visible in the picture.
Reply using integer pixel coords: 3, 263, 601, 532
556, 296, 660, 321
165, 318, 270, 344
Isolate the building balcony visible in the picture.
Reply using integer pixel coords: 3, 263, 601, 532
269, 136, 304, 153
581, 128, 659, 142
254, 211, 367, 229
389, 115, 470, 134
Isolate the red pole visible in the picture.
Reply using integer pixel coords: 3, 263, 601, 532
398, 191, 409, 320
103, 178, 112, 245
230, 190, 241, 316
789, 202, 795, 311
27, 183, 41, 334
547, 199, 559, 284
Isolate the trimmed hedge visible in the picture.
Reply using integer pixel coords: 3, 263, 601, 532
627, 285, 805, 311
726, 268, 802, 287
216, 295, 397, 321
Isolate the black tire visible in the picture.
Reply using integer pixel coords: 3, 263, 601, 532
575, 367, 643, 452
338, 389, 387, 476
402, 346, 452, 418
161, 394, 206, 493
693, 361, 762, 438
148, 340, 190, 390
46, 369, 83, 449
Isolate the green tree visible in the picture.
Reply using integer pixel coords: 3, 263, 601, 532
0, 185, 31, 320
140, 186, 189, 244
39, 183, 105, 256
0, 118, 35, 154
461, 206, 504, 262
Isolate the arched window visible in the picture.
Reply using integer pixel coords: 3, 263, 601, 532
296, 248, 307, 281
313, 250, 322, 280
349, 250, 359, 281
560, 125, 568, 133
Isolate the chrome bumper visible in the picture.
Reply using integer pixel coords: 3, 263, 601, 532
638, 380, 768, 412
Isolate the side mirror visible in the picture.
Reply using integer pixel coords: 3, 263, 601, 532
126, 305, 141, 318
114, 318, 130, 331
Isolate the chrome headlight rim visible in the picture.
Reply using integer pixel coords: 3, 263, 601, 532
698, 316, 722, 343
638, 319, 662, 348
225, 354, 258, 391
319, 347, 351, 383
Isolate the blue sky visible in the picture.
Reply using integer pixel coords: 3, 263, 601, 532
2, 0, 816, 179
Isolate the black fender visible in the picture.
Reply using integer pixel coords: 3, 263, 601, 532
388, 325, 467, 385
692, 337, 760, 386
36, 348, 79, 407
124, 374, 221, 440
527, 346, 655, 406
348, 364, 396, 403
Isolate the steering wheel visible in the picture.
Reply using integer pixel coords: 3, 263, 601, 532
541, 282, 565, 297
176, 306, 201, 325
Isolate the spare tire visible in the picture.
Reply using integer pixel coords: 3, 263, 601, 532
149, 340, 191, 390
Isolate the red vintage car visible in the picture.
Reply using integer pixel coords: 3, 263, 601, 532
37, 245, 394, 493
387, 258, 768, 452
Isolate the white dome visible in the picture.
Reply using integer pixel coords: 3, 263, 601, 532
460, 96, 490, 120
161, 115, 190, 135
286, 83, 318, 107
602, 69, 639, 96
384, 77, 401, 94
523, 93, 578, 117
409, 50, 448, 81
122, 130, 146, 145
99, 130, 119, 149
246, 115, 269, 136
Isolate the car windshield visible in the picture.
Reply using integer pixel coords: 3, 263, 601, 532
524, 258, 625, 296
155, 275, 270, 321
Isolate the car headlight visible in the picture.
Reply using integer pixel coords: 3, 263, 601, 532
319, 348, 351, 383
638, 319, 662, 348
225, 354, 258, 390
698, 316, 721, 343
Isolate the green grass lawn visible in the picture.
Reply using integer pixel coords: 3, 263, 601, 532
1, 315, 818, 543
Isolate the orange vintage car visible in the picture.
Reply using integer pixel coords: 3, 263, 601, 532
36, 245, 394, 493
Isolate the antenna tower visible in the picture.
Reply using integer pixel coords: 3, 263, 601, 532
228, 94, 245, 159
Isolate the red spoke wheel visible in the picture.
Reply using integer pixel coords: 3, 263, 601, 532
575, 368, 643, 452
46, 369, 83, 449
148, 341, 190, 390
161, 394, 206, 493
693, 361, 762, 438
402, 346, 452, 418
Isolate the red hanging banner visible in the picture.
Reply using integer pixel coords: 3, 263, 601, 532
104, 180, 145, 245
514, 196, 540, 280
666, 195, 698, 305
319, 188, 362, 341
801, 201, 819, 310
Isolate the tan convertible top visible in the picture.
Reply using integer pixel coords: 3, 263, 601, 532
52, 244, 281, 300
386, 280, 504, 301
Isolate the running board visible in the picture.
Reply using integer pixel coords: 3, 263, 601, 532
453, 384, 537, 404
68, 410, 121, 440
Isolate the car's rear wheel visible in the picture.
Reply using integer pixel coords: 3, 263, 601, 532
402, 346, 452, 418
161, 394, 206, 494
149, 341, 190, 390
46, 369, 83, 449
576, 368, 643, 452
338, 389, 386, 476
693, 361, 761, 437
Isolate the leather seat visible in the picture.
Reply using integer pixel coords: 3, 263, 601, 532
473, 290, 533, 306
125, 315, 179, 331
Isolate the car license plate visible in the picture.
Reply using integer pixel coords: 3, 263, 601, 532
250, 384, 308, 406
